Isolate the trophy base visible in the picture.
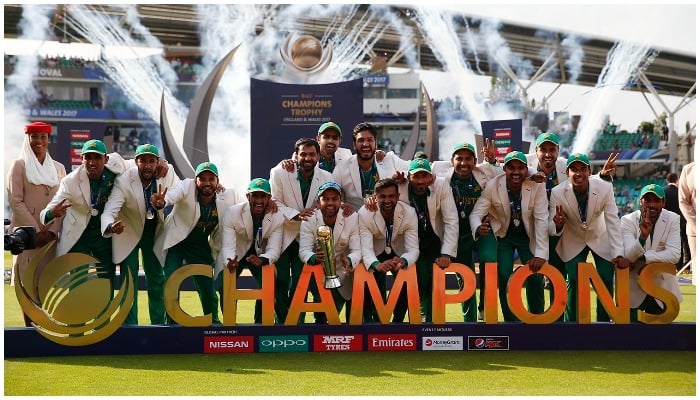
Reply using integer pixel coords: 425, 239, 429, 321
324, 275, 342, 289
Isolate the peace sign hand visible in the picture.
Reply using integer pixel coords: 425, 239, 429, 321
150, 184, 168, 210
51, 198, 71, 218
483, 138, 496, 164
600, 153, 619, 177
554, 205, 567, 232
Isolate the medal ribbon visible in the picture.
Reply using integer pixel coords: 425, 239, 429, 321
90, 173, 105, 212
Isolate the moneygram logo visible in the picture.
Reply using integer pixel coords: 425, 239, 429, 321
204, 336, 254, 353
313, 334, 362, 352
422, 336, 463, 351
468, 336, 510, 351
259, 335, 308, 353
367, 334, 416, 351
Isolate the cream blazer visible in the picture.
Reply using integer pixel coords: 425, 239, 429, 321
101, 164, 180, 263
397, 176, 459, 257
40, 153, 131, 256
154, 179, 239, 266
548, 177, 623, 262
216, 201, 286, 278
269, 164, 333, 250
358, 201, 419, 270
621, 209, 682, 308
469, 174, 549, 260
299, 210, 362, 300
332, 152, 410, 211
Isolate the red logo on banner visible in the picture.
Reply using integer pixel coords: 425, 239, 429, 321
204, 336, 254, 353
494, 129, 512, 138
70, 132, 91, 140
367, 334, 416, 351
495, 147, 512, 155
313, 334, 363, 352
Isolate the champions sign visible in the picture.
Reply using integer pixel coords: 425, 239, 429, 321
15, 242, 682, 347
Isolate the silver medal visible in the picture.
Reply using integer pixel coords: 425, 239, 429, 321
460, 210, 466, 219
90, 208, 98, 216
385, 246, 392, 254
514, 218, 520, 227
582, 222, 588, 230
146, 210, 155, 220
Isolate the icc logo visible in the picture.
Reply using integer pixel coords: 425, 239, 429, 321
14, 243, 134, 346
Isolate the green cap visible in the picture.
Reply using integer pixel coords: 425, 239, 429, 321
195, 161, 219, 177
566, 153, 590, 169
413, 151, 428, 160
640, 184, 665, 200
451, 142, 477, 157
535, 132, 560, 147
247, 178, 271, 194
135, 143, 160, 158
81, 139, 107, 156
317, 121, 342, 136
317, 181, 342, 198
503, 151, 527, 166
408, 158, 432, 174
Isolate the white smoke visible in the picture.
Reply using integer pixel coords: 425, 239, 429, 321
64, 5, 188, 146
562, 34, 585, 84
4, 5, 54, 194
412, 6, 487, 136
572, 41, 657, 154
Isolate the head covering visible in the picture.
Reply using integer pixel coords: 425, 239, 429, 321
317, 121, 342, 136
408, 158, 432, 174
195, 161, 219, 177
317, 181, 342, 198
81, 140, 107, 155
566, 153, 591, 169
413, 151, 428, 160
639, 184, 665, 200
451, 142, 477, 157
535, 132, 560, 147
25, 121, 53, 134
247, 178, 271, 194
18, 122, 59, 186
135, 144, 160, 158
503, 151, 527, 166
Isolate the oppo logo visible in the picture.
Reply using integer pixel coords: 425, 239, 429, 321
261, 339, 306, 347
259, 335, 308, 353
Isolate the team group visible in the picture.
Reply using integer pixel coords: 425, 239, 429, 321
8, 120, 692, 326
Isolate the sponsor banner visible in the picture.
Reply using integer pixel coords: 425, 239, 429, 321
422, 336, 463, 351
313, 334, 363, 352
367, 334, 416, 351
259, 335, 309, 353
204, 335, 254, 353
468, 336, 510, 351
480, 119, 522, 163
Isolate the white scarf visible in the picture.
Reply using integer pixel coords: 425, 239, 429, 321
19, 135, 59, 186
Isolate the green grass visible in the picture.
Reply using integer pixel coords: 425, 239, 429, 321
3, 253, 696, 396
4, 351, 696, 396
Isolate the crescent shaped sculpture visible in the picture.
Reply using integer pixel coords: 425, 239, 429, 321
160, 44, 241, 177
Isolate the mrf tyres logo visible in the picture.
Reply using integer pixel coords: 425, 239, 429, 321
204, 336, 254, 353
468, 336, 510, 350
422, 336, 463, 351
259, 335, 308, 353
367, 334, 416, 351
313, 334, 362, 352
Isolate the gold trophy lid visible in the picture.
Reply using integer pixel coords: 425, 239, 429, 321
317, 225, 332, 238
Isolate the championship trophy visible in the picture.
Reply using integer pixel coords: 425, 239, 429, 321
317, 225, 341, 289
